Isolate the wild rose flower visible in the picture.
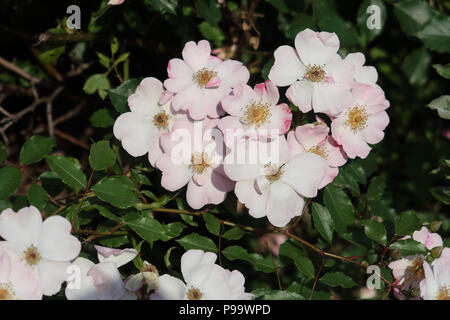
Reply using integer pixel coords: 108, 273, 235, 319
219, 80, 292, 141
331, 83, 389, 159
164, 40, 249, 120
344, 52, 378, 86
156, 118, 234, 209
223, 136, 329, 227
420, 255, 450, 300
0, 251, 42, 300
125, 261, 159, 295
0, 206, 81, 296
113, 77, 186, 166
65, 257, 136, 300
269, 28, 353, 117
150, 249, 252, 300
388, 227, 446, 300
287, 118, 346, 188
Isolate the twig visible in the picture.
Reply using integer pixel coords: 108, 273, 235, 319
310, 253, 325, 300
54, 129, 89, 150
0, 56, 40, 83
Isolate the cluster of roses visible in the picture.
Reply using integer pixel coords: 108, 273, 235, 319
0, 206, 251, 300
114, 28, 390, 227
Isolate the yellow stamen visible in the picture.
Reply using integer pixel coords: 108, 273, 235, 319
153, 111, 170, 129
264, 163, 282, 182
437, 286, 450, 300
305, 65, 326, 83
308, 145, 328, 159
0, 283, 14, 300
344, 105, 368, 132
189, 152, 211, 174
24, 245, 41, 266
242, 102, 271, 128
192, 68, 217, 88
187, 287, 203, 300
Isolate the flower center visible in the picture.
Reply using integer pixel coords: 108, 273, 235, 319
193, 68, 217, 88
0, 283, 14, 300
153, 111, 170, 129
187, 287, 203, 300
142, 263, 158, 274
242, 102, 271, 128
264, 163, 283, 182
24, 245, 41, 266
437, 286, 450, 300
189, 152, 211, 174
344, 105, 368, 132
305, 65, 326, 83
308, 145, 328, 159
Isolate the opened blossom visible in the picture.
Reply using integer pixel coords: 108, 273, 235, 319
164, 40, 249, 120
0, 206, 81, 296
269, 28, 353, 117
0, 251, 42, 300
156, 118, 234, 209
287, 118, 346, 188
420, 254, 450, 300
113, 77, 185, 165
218, 80, 292, 141
223, 136, 329, 227
150, 249, 252, 300
331, 83, 390, 159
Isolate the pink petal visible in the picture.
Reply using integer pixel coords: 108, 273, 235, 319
286, 80, 313, 113
295, 28, 339, 66
268, 45, 304, 87
182, 40, 211, 71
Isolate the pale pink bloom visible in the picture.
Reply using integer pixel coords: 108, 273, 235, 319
223, 136, 329, 227
156, 118, 234, 209
412, 227, 443, 250
420, 255, 450, 300
219, 80, 292, 141
108, 0, 125, 5
388, 227, 445, 299
268, 28, 353, 117
113, 77, 186, 165
95, 245, 138, 267
0, 251, 42, 300
65, 257, 137, 300
0, 206, 81, 296
344, 52, 378, 86
287, 118, 346, 188
125, 261, 159, 293
331, 83, 389, 159
150, 250, 252, 300
164, 40, 249, 120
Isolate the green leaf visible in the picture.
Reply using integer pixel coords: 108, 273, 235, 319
311, 202, 334, 244
0, 141, 7, 162
195, 0, 222, 26
257, 290, 305, 300
284, 14, 315, 40
19, 135, 55, 165
390, 239, 428, 256
89, 108, 115, 128
111, 37, 119, 55
318, 15, 359, 47
123, 211, 185, 243
323, 185, 354, 234
97, 52, 110, 68
361, 219, 387, 245
394, 0, 432, 36
198, 21, 225, 47
416, 16, 450, 53
395, 210, 422, 235
432, 64, 450, 79
39, 45, 66, 64
45, 156, 86, 193
145, 0, 178, 15
429, 186, 450, 205
427, 95, 450, 120
202, 213, 221, 236
320, 272, 357, 288
28, 184, 48, 211
223, 227, 246, 240
367, 176, 386, 200
83, 74, 110, 100
222, 245, 278, 273
89, 141, 116, 171
92, 176, 139, 208
108, 78, 141, 114
401, 47, 431, 86
177, 233, 217, 253
357, 0, 387, 44
279, 241, 315, 279
87, 204, 121, 222
0, 166, 21, 199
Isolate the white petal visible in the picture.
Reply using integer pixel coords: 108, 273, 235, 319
88, 262, 125, 300
150, 274, 187, 300
95, 245, 138, 268
266, 181, 304, 227
37, 259, 70, 296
